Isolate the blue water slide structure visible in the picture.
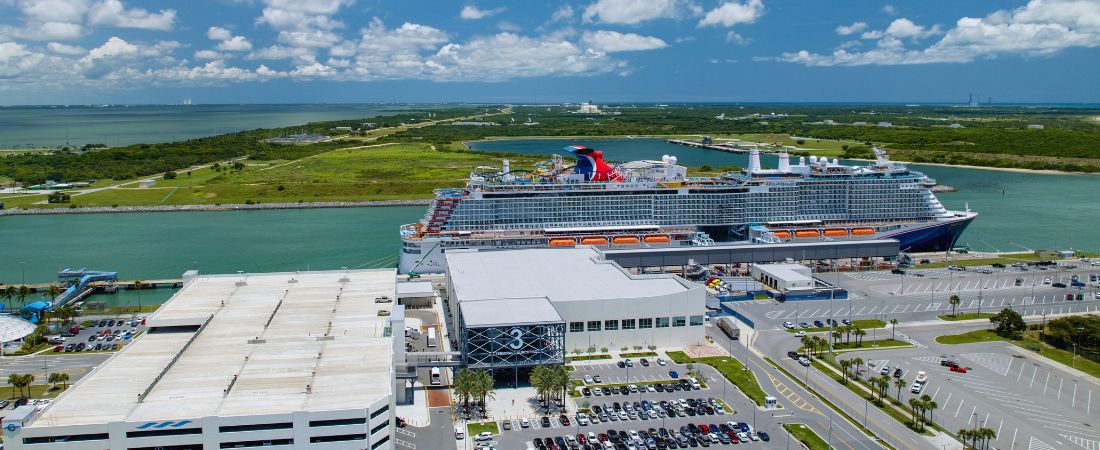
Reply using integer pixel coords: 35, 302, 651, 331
56, 268, 118, 305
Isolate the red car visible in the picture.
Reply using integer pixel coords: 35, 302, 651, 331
53, 345, 63, 352
950, 366, 968, 373
699, 424, 710, 434
727, 431, 740, 443
577, 434, 587, 445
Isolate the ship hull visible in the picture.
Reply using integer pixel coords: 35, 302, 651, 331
881, 213, 975, 253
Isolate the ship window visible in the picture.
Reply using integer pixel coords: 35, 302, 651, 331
569, 322, 584, 333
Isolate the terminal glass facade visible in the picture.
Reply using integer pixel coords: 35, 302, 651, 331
462, 322, 565, 370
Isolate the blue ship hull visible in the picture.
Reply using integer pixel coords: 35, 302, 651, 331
883, 215, 976, 252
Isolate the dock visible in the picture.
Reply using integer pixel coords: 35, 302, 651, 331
666, 138, 776, 154
3, 279, 183, 293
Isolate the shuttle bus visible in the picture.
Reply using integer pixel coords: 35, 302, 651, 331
430, 367, 441, 386
426, 327, 437, 348
716, 316, 740, 340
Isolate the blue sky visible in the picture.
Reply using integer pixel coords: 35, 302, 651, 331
1, 0, 1098, 104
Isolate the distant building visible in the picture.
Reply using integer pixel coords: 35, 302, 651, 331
332, 126, 353, 131
449, 121, 499, 126
1027, 124, 1045, 130
575, 101, 601, 114
948, 123, 963, 128
876, 122, 893, 127
822, 119, 836, 125
852, 121, 869, 126
138, 179, 156, 188
262, 133, 330, 143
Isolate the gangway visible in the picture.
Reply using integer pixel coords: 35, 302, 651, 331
55, 269, 118, 305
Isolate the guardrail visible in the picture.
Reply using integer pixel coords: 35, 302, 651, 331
137, 314, 213, 403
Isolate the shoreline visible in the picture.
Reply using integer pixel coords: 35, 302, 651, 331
465, 137, 1100, 177
0, 199, 431, 216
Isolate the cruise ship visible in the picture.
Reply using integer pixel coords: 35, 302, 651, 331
398, 145, 976, 274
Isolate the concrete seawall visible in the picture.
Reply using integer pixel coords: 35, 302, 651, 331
0, 199, 432, 216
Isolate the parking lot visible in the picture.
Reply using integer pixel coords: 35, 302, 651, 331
50, 315, 147, 354
735, 264, 1100, 329
850, 326, 1100, 450
484, 356, 788, 449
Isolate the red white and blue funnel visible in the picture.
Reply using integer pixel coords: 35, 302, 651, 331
563, 145, 623, 182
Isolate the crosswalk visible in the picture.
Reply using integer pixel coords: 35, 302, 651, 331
961, 352, 1014, 376
1062, 434, 1100, 450
1029, 436, 1058, 450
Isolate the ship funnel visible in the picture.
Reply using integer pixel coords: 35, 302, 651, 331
669, 156, 677, 165
832, 158, 839, 166
662, 154, 670, 163
799, 156, 806, 166
748, 148, 762, 173
502, 159, 510, 174
809, 156, 818, 164
778, 153, 790, 172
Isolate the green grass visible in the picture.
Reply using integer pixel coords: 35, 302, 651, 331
938, 329, 1100, 380
782, 423, 830, 450
785, 319, 886, 333
566, 354, 612, 362
830, 338, 911, 351
3, 384, 70, 400
935, 329, 1014, 345
667, 351, 767, 405
915, 253, 1043, 268
938, 313, 996, 321
620, 351, 658, 358
814, 355, 934, 436
466, 421, 499, 436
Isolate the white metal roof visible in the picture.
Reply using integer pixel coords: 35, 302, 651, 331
32, 269, 396, 427
460, 297, 563, 327
446, 248, 691, 305
396, 281, 434, 298
0, 315, 36, 343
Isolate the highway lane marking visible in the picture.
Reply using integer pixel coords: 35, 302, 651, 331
1044, 372, 1051, 394
1073, 381, 1078, 408
966, 405, 977, 425
1059, 377, 1064, 401
955, 398, 965, 418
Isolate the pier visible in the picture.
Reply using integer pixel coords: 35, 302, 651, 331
4, 279, 183, 293
666, 138, 776, 154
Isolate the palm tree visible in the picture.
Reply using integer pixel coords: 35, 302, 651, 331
838, 359, 849, 384
844, 324, 853, 343
471, 370, 495, 415
529, 365, 551, 411
800, 336, 813, 357
958, 429, 973, 449
921, 394, 937, 429
949, 295, 961, 317
453, 369, 473, 415
814, 336, 827, 355
0, 285, 12, 308
831, 330, 842, 345
854, 328, 867, 346
889, 318, 899, 340
17, 285, 30, 308
851, 357, 864, 377
43, 284, 63, 303
894, 377, 905, 402
909, 398, 923, 430
979, 428, 996, 449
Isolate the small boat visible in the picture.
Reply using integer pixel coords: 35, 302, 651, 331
771, 231, 792, 239
643, 235, 671, 243
612, 236, 641, 244
851, 227, 876, 236
580, 237, 609, 245
549, 238, 577, 247
823, 229, 848, 237
794, 230, 820, 238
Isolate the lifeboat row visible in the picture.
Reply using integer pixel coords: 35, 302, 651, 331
548, 234, 672, 247
771, 227, 877, 239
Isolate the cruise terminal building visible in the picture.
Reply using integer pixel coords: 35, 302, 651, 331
445, 247, 707, 374
2, 269, 401, 450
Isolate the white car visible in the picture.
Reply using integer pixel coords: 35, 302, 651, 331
656, 358, 667, 366
794, 331, 806, 337
628, 430, 641, 441
583, 374, 594, 384
798, 357, 811, 366
1043, 277, 1052, 284
474, 432, 494, 441
520, 418, 530, 428
783, 321, 795, 329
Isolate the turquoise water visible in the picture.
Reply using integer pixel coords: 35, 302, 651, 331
469, 138, 1100, 254
0, 207, 423, 284
0, 104, 410, 149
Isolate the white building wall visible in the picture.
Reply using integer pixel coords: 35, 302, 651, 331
556, 288, 706, 352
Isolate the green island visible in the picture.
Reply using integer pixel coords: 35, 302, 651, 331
666, 351, 767, 406
782, 423, 830, 450
4, 104, 1100, 210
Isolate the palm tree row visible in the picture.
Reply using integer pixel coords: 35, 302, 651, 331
453, 369, 495, 418
799, 335, 828, 356
530, 365, 571, 413
958, 427, 996, 449
837, 357, 864, 384
47, 372, 70, 390
7, 373, 36, 399
906, 394, 938, 432
0, 284, 32, 309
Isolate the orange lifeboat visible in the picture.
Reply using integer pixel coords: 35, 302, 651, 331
771, 231, 792, 239
580, 237, 609, 245
795, 230, 820, 238
549, 238, 577, 247
643, 235, 671, 243
850, 228, 876, 236
823, 229, 848, 237
612, 236, 641, 244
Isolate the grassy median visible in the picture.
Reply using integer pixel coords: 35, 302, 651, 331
782, 423, 829, 450
667, 351, 767, 405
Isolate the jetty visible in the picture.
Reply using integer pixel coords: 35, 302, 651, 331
666, 138, 778, 154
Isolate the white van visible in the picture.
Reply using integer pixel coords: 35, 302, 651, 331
454, 426, 465, 440
688, 377, 701, 389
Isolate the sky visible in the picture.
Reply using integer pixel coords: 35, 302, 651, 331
1, 0, 1099, 105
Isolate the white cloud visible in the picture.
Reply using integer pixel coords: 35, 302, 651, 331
261, 0, 354, 15
698, 0, 764, 28
882, 5, 898, 15
497, 21, 522, 32
581, 30, 668, 52
86, 0, 176, 31
459, 4, 505, 20
46, 41, 86, 55
768, 0, 1100, 66
0, 41, 48, 78
429, 32, 619, 81
195, 50, 225, 60
207, 26, 234, 41
835, 22, 868, 36
861, 18, 941, 40
582, 0, 685, 25
550, 5, 575, 22
725, 31, 750, 45
246, 45, 313, 60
